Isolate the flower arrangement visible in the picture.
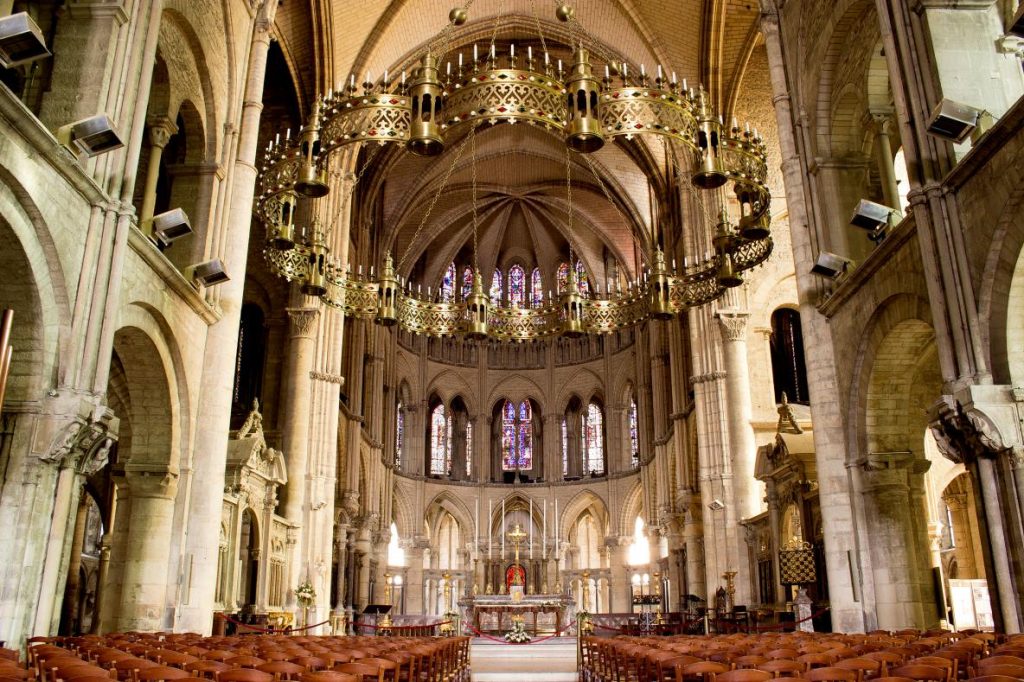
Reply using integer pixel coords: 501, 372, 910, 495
295, 581, 317, 607
504, 616, 532, 643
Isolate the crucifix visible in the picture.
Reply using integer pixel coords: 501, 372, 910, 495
507, 523, 527, 564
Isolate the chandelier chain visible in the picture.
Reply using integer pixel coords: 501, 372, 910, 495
565, 146, 574, 265
431, 0, 476, 60
471, 125, 480, 274
327, 143, 383, 239
396, 131, 475, 271
530, 0, 550, 59
580, 152, 648, 261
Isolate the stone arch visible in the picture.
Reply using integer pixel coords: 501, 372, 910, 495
391, 482, 416, 540
555, 367, 603, 411
110, 325, 176, 470
560, 490, 611, 541
485, 373, 545, 411
979, 184, 1024, 386
617, 480, 645, 537
426, 369, 477, 410
424, 490, 474, 543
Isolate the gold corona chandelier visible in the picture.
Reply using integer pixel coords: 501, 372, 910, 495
256, 3, 773, 342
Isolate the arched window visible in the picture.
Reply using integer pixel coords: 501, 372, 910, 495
501, 400, 533, 470
532, 268, 544, 307
561, 416, 569, 477
232, 303, 266, 427
894, 147, 911, 214
440, 262, 456, 302
462, 266, 474, 301
557, 262, 570, 293
628, 397, 639, 468
430, 403, 450, 475
387, 522, 405, 566
576, 261, 590, 295
395, 401, 405, 468
770, 308, 809, 405
508, 264, 526, 307
627, 517, 650, 565
582, 401, 604, 475
490, 269, 503, 305
465, 420, 474, 478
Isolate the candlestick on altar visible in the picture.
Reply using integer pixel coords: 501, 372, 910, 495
543, 500, 547, 560
488, 499, 493, 559
475, 498, 479, 542
554, 499, 559, 544
530, 499, 533, 560
502, 498, 506, 560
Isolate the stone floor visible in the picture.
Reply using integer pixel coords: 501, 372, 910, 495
470, 637, 579, 681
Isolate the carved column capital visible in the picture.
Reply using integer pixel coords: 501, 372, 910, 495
148, 116, 178, 149
716, 311, 750, 342
287, 307, 320, 337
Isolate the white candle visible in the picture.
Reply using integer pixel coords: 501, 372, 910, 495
502, 498, 506, 559
528, 46, 533, 61
490, 44, 495, 59
530, 499, 533, 560
474, 44, 479, 62
554, 499, 558, 544
489, 499, 493, 559
475, 498, 479, 541
510, 43, 515, 57
543, 501, 547, 560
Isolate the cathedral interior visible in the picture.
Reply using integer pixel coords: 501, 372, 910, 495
0, 0, 1023, 651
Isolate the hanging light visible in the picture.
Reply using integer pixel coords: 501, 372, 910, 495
564, 47, 605, 153
300, 229, 329, 297
294, 99, 329, 198
561, 266, 586, 338
376, 252, 400, 326
649, 249, 674, 320
465, 269, 489, 340
269, 192, 297, 250
407, 53, 445, 156
691, 90, 728, 189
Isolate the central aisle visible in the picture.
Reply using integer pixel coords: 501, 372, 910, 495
470, 637, 579, 682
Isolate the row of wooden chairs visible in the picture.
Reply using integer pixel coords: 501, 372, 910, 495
581, 630, 1021, 682
3, 634, 471, 682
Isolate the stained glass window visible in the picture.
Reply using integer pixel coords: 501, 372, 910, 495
518, 401, 533, 470
628, 397, 639, 468
465, 419, 473, 478
502, 400, 534, 471
501, 400, 517, 471
396, 401, 404, 468
490, 269, 503, 305
441, 262, 456, 302
576, 260, 590, 294
508, 264, 526, 307
462, 266, 473, 301
561, 417, 568, 477
557, 262, 569, 293
583, 401, 604, 475
430, 404, 449, 475
531, 268, 543, 307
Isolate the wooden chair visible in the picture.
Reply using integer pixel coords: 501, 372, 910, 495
969, 665, 1024, 680
215, 671, 274, 682
966, 677, 1021, 682
256, 664, 305, 682
331, 665, 382, 682
223, 659, 265, 671
864, 652, 906, 676
910, 657, 955, 682
766, 652, 802, 662
804, 668, 857, 682
835, 657, 882, 682
680, 661, 732, 682
287, 661, 325, 674
717, 670, 773, 682
798, 654, 837, 671
135, 668, 190, 682
757, 660, 805, 678
733, 657, 769, 671
297, 673, 357, 682
890, 665, 946, 682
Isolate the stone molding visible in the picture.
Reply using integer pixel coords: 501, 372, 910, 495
690, 370, 727, 384
310, 370, 344, 385
716, 311, 750, 342
43, 400, 120, 474
147, 117, 178, 149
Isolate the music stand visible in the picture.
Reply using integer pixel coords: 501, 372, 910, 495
361, 604, 392, 636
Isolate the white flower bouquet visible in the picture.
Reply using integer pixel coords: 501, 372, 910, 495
503, 617, 532, 643
295, 581, 317, 606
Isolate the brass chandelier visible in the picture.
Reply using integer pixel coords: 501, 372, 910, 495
256, 3, 774, 342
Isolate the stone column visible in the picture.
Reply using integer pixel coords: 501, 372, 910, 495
871, 113, 901, 211
717, 311, 760, 522
544, 414, 560, 481
177, 1, 278, 633
90, 535, 111, 634
59, 492, 90, 635
859, 452, 929, 630
334, 525, 349, 612
606, 536, 630, 612
281, 307, 320, 522
138, 118, 177, 222
405, 543, 426, 615
32, 459, 83, 636
117, 470, 178, 631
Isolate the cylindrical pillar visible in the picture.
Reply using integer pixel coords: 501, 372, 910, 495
59, 491, 91, 635
718, 311, 759, 521
872, 114, 901, 212
138, 118, 177, 222
281, 306, 320, 522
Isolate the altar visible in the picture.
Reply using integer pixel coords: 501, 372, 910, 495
459, 594, 576, 635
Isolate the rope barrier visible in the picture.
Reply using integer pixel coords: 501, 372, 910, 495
218, 614, 331, 633
750, 607, 830, 632
351, 620, 450, 630
463, 621, 576, 645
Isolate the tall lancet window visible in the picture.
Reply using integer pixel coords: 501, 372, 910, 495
396, 401, 404, 468
490, 269, 503, 305
508, 264, 526, 307
561, 417, 568, 477
770, 308, 810, 405
628, 397, 639, 468
575, 260, 590, 294
462, 266, 473, 301
532, 268, 543, 307
502, 400, 533, 471
430, 403, 450, 475
582, 401, 604, 475
557, 262, 569, 293
440, 262, 456, 302
465, 419, 474, 478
